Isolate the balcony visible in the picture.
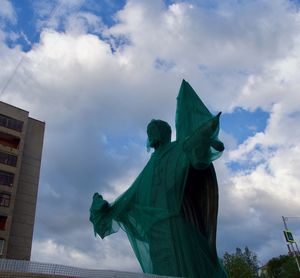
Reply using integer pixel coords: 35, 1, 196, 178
0, 132, 20, 154
0, 152, 17, 168
0, 171, 14, 188
0, 193, 10, 208
0, 114, 23, 133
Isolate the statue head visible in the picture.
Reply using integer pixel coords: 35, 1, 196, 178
147, 119, 171, 150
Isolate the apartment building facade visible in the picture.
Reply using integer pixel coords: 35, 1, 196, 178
0, 101, 45, 260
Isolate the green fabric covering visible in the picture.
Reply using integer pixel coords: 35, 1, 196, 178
90, 80, 228, 277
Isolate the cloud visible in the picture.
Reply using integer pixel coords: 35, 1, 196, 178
64, 12, 105, 34
1, 0, 300, 270
31, 235, 139, 271
218, 47, 300, 259
106, 0, 300, 111
0, 0, 16, 24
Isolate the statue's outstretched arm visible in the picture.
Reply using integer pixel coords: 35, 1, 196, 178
90, 193, 119, 239
182, 112, 224, 169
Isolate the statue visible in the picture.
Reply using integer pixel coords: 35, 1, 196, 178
90, 80, 228, 277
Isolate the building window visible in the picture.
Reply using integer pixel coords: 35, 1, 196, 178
0, 170, 14, 187
0, 114, 23, 132
0, 193, 10, 207
0, 216, 7, 230
0, 151, 17, 167
0, 238, 4, 255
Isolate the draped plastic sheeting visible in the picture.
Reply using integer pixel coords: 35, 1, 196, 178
90, 80, 227, 278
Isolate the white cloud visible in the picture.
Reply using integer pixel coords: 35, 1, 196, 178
219, 84, 300, 261
106, 0, 300, 112
65, 12, 105, 34
0, 0, 16, 23
33, 0, 86, 32
32, 236, 139, 271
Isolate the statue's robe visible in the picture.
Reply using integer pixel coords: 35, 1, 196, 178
90, 118, 227, 277
90, 80, 227, 277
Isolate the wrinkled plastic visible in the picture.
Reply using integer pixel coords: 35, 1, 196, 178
90, 80, 227, 277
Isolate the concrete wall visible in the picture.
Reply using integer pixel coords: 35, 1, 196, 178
0, 102, 28, 258
0, 101, 45, 260
6, 118, 45, 260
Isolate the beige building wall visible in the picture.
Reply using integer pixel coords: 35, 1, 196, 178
0, 101, 45, 260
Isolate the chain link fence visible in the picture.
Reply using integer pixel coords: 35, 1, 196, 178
0, 259, 174, 278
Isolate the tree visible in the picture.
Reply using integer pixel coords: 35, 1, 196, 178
222, 247, 259, 278
263, 255, 300, 278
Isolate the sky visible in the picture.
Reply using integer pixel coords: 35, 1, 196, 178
1, 0, 300, 272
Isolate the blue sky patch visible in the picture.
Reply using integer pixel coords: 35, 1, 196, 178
221, 107, 269, 144
109, 35, 131, 53
155, 58, 176, 71
6, 0, 127, 52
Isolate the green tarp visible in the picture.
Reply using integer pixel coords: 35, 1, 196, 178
90, 80, 227, 277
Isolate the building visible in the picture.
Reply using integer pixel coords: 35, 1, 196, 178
0, 101, 45, 260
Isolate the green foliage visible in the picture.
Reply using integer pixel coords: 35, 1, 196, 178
264, 255, 300, 278
222, 247, 259, 278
